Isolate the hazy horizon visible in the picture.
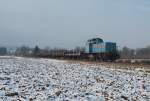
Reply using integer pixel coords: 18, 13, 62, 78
0, 0, 150, 49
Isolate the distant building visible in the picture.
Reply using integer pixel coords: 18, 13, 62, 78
7, 47, 17, 55
0, 47, 7, 55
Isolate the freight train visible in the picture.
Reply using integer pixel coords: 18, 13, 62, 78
38, 37, 119, 61
64, 38, 119, 61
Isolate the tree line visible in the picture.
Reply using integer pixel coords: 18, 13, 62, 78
119, 46, 150, 59
0, 45, 150, 59
14, 46, 85, 58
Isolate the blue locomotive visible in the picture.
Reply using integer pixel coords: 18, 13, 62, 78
84, 38, 119, 61
64, 38, 119, 61
85, 38, 116, 53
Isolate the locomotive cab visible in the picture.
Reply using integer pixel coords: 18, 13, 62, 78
85, 38, 104, 53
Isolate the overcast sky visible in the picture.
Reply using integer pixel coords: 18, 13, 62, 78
0, 0, 150, 49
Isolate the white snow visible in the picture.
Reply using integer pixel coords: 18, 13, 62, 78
0, 56, 150, 101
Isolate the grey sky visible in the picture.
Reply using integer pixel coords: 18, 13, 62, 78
0, 0, 150, 49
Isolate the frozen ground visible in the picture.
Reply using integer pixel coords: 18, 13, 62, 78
0, 57, 150, 101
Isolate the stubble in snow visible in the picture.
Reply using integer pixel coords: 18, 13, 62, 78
0, 57, 150, 101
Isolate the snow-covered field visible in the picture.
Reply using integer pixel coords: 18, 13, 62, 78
0, 57, 150, 101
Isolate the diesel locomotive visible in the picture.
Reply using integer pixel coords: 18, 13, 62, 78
84, 38, 119, 61
64, 38, 119, 61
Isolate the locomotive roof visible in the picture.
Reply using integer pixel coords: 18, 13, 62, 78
87, 38, 104, 43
